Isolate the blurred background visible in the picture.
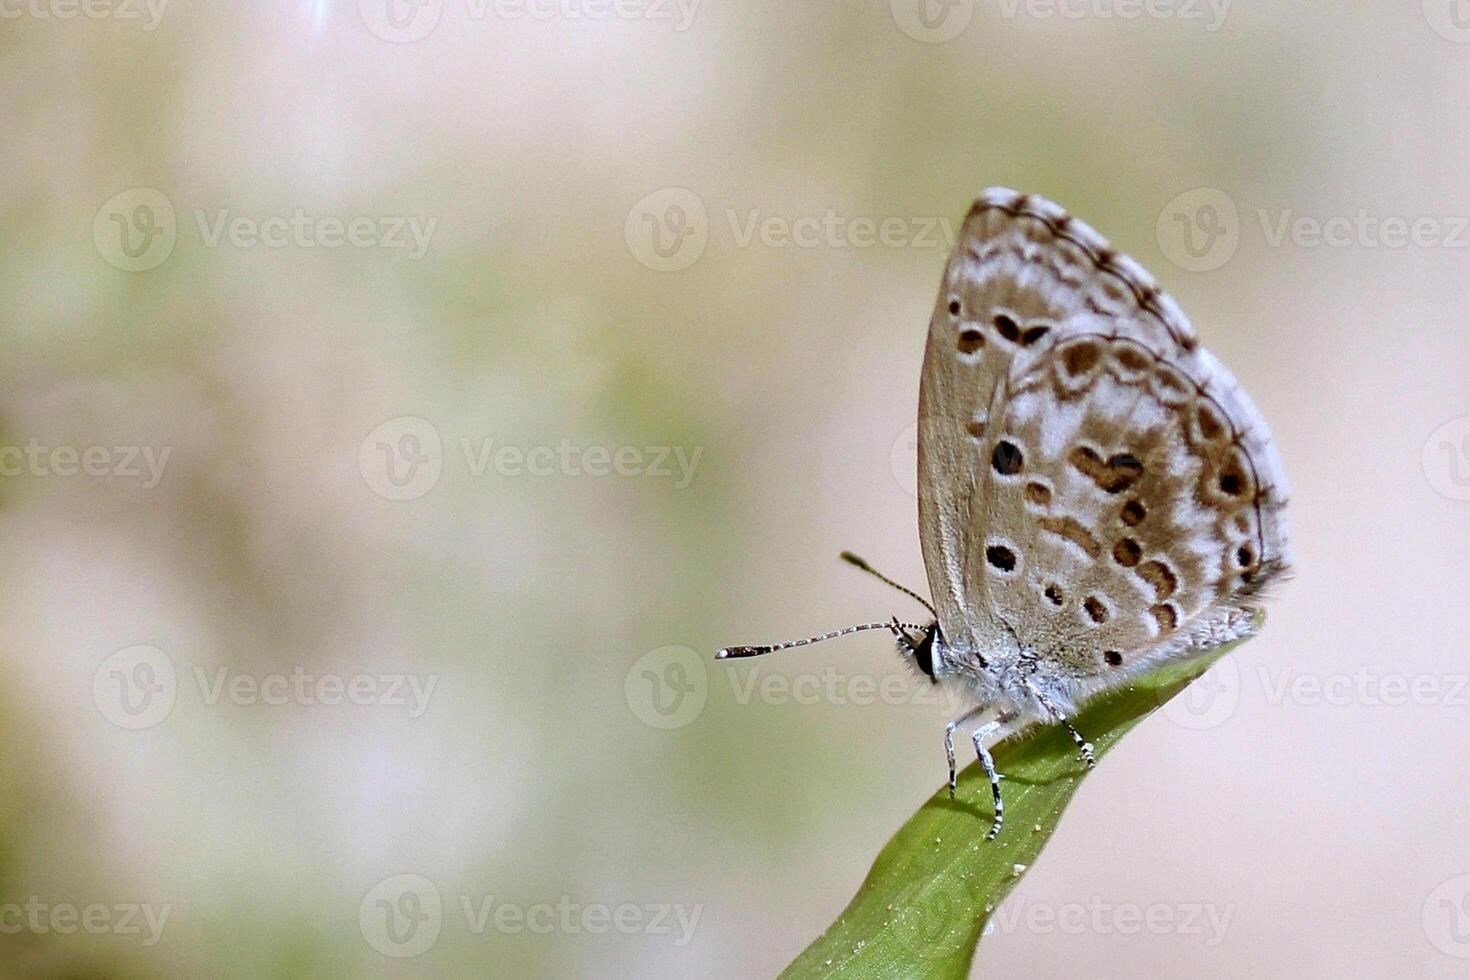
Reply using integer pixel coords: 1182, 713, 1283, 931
3, 1, 1469, 976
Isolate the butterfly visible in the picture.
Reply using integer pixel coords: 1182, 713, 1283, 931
717, 188, 1291, 839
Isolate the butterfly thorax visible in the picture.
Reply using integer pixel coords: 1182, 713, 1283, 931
927, 626, 1047, 718
893, 622, 1056, 723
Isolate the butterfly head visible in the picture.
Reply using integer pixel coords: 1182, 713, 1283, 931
896, 621, 945, 683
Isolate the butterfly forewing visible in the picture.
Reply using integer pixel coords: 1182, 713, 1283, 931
917, 189, 1290, 675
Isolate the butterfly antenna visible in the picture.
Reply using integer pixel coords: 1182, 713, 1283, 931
839, 552, 937, 616
716, 621, 927, 660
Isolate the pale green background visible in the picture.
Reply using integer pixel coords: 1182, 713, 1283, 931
2, 1, 1468, 976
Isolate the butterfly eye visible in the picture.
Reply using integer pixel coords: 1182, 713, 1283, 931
913, 627, 938, 681
948, 299, 961, 316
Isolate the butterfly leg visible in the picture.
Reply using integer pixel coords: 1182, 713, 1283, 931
943, 707, 985, 799
1025, 681, 1096, 769
971, 719, 1008, 840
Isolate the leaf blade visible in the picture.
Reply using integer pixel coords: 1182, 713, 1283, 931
781, 623, 1258, 979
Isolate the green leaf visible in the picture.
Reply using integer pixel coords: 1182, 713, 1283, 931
781, 618, 1261, 979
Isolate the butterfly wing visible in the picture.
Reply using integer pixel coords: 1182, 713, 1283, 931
917, 189, 1290, 673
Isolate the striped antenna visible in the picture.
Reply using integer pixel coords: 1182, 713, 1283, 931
716, 621, 926, 660
840, 551, 937, 616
